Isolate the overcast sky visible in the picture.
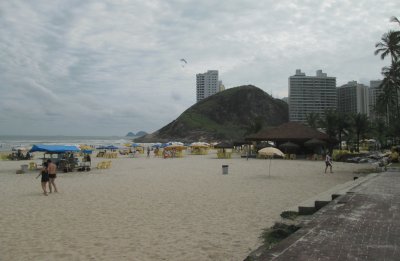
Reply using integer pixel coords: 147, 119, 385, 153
1, 1, 399, 136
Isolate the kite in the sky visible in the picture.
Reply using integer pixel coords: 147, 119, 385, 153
180, 58, 187, 67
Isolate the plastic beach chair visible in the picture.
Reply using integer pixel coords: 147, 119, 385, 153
29, 162, 37, 170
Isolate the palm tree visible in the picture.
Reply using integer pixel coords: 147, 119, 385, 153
375, 17, 400, 128
336, 113, 350, 150
319, 110, 351, 150
390, 16, 400, 26
380, 60, 400, 120
319, 110, 338, 151
305, 112, 319, 129
352, 113, 370, 152
375, 30, 400, 63
371, 118, 387, 149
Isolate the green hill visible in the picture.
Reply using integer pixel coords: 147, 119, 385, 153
135, 85, 288, 142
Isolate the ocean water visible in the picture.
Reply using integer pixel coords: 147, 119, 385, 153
0, 135, 135, 151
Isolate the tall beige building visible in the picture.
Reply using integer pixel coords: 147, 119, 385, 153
289, 69, 337, 122
337, 81, 369, 116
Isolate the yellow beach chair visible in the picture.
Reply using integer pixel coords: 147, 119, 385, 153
107, 161, 112, 168
29, 162, 37, 170
97, 161, 106, 169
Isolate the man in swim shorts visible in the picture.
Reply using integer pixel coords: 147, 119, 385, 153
325, 153, 333, 173
47, 159, 58, 193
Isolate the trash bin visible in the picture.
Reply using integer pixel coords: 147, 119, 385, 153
222, 165, 229, 175
20, 164, 28, 172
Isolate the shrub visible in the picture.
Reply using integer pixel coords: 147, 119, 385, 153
390, 151, 399, 163
280, 211, 299, 220
260, 222, 300, 248
332, 149, 352, 161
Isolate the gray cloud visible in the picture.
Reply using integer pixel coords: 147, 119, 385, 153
0, 0, 399, 135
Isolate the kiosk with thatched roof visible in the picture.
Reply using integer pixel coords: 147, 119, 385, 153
245, 122, 336, 158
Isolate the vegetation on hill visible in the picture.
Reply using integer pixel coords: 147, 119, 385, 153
136, 85, 288, 142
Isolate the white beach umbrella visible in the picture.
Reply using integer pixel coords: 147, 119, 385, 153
258, 147, 284, 157
258, 147, 284, 177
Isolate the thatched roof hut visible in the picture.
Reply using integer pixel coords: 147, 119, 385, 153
245, 122, 334, 144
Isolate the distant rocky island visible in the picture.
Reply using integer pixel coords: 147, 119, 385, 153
135, 85, 288, 143
126, 131, 148, 137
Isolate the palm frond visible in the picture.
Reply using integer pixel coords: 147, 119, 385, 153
390, 16, 400, 25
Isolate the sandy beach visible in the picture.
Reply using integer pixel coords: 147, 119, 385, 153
0, 152, 365, 260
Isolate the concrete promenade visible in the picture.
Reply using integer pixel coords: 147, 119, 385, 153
257, 170, 400, 261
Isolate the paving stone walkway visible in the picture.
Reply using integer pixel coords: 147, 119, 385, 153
257, 171, 400, 261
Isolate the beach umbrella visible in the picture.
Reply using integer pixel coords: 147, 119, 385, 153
98, 145, 119, 150
304, 138, 326, 147
160, 143, 169, 148
190, 142, 209, 148
164, 144, 187, 150
258, 147, 284, 157
12, 146, 27, 151
214, 142, 233, 149
304, 138, 327, 156
258, 147, 284, 177
279, 141, 299, 153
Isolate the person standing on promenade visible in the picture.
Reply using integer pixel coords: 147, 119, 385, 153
325, 153, 333, 173
147, 146, 150, 158
36, 162, 49, 196
47, 159, 58, 193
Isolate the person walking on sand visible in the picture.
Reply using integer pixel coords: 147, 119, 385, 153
36, 162, 49, 196
325, 153, 333, 173
47, 159, 58, 193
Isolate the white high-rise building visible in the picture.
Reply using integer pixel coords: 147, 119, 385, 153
196, 70, 223, 102
337, 81, 369, 116
289, 69, 337, 122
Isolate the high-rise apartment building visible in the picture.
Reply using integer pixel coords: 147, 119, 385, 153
337, 81, 369, 116
289, 69, 337, 122
196, 70, 224, 102
368, 80, 383, 119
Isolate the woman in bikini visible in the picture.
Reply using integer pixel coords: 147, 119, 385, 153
36, 162, 49, 196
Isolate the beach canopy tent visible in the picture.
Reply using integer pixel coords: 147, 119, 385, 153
30, 145, 80, 172
30, 144, 80, 153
